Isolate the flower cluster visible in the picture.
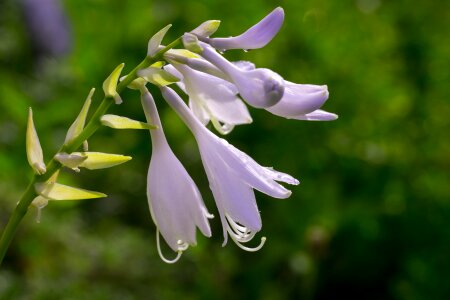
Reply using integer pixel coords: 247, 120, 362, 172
134, 7, 336, 262
25, 7, 336, 264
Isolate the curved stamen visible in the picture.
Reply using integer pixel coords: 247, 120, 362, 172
177, 240, 189, 251
229, 233, 267, 252
210, 117, 234, 135
225, 215, 266, 250
156, 230, 183, 264
226, 215, 249, 233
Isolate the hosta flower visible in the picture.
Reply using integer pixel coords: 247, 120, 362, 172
140, 87, 212, 263
201, 7, 284, 51
194, 40, 285, 108
168, 62, 252, 134
160, 86, 299, 250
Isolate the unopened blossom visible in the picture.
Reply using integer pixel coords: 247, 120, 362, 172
167, 62, 252, 134
160, 86, 299, 250
140, 86, 212, 263
189, 39, 285, 108
200, 7, 284, 51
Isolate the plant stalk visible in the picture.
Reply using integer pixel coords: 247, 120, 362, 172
0, 38, 181, 266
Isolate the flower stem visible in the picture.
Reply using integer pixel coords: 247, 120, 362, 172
0, 38, 181, 266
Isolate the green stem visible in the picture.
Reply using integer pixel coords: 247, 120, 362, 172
0, 38, 181, 266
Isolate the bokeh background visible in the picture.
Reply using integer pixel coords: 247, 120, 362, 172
1, 0, 449, 299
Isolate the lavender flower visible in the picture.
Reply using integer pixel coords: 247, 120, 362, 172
160, 86, 299, 250
166, 62, 252, 134
140, 87, 212, 263
192, 40, 285, 108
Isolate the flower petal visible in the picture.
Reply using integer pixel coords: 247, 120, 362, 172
174, 64, 252, 126
266, 83, 330, 117
199, 43, 285, 108
207, 7, 284, 50
292, 109, 339, 121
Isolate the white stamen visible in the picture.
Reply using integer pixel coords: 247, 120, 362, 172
156, 230, 183, 264
210, 117, 234, 135
230, 234, 266, 252
225, 215, 266, 250
177, 240, 189, 251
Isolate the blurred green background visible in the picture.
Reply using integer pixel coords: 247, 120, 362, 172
1, 0, 449, 299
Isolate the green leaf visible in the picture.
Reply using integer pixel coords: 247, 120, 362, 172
35, 182, 106, 200
101, 114, 156, 130
26, 108, 46, 175
64, 88, 94, 145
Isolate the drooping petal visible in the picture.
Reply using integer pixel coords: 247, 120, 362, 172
266, 83, 330, 118
140, 87, 212, 253
173, 63, 252, 129
292, 109, 339, 121
198, 42, 285, 108
26, 108, 46, 175
206, 7, 284, 51
202, 148, 262, 232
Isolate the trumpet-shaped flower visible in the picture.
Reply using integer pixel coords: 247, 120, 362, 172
140, 86, 212, 263
192, 40, 285, 108
168, 62, 252, 134
202, 7, 284, 51
160, 86, 299, 250
221, 62, 336, 120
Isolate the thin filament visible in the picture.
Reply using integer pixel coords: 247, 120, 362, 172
156, 230, 182, 264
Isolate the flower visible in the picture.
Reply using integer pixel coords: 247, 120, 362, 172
167, 62, 252, 134
266, 83, 338, 120
194, 40, 285, 108
160, 86, 299, 250
202, 7, 284, 51
140, 86, 212, 263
